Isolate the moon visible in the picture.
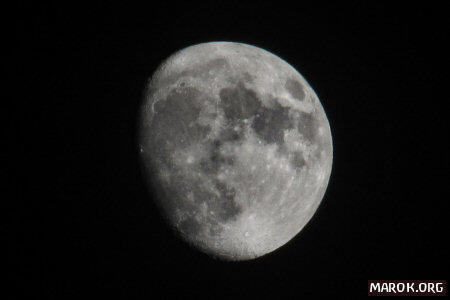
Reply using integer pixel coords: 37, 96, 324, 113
138, 42, 333, 261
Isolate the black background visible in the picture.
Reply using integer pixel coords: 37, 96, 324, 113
11, 2, 449, 298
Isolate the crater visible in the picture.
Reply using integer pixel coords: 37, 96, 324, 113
285, 79, 305, 101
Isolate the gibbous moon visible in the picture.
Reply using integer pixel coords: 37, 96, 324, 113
139, 42, 333, 260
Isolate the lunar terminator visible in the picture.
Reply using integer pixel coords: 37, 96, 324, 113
139, 42, 333, 260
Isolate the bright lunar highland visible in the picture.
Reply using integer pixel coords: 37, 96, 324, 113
139, 42, 333, 260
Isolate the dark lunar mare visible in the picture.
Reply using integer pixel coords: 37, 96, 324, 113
252, 101, 293, 145
219, 82, 296, 146
219, 82, 261, 121
297, 111, 319, 143
143, 84, 248, 241
290, 151, 307, 169
150, 86, 209, 161
285, 78, 306, 101
218, 80, 321, 150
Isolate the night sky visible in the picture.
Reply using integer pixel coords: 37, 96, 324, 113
11, 2, 449, 298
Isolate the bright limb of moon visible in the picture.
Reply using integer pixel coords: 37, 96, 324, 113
139, 42, 333, 260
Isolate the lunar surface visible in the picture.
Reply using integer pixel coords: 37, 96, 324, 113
139, 42, 332, 260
